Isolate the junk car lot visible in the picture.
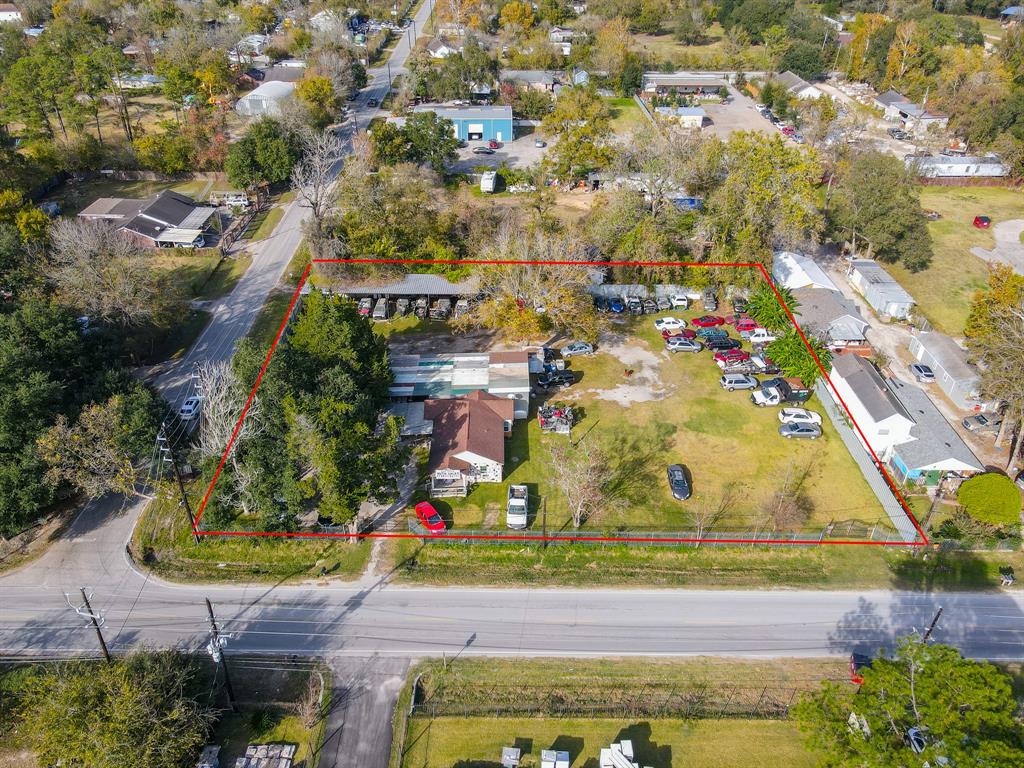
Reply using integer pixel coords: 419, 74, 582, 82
375, 299, 886, 536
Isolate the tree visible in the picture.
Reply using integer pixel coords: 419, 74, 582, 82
18, 651, 216, 768
296, 75, 339, 129
957, 473, 1021, 527
195, 360, 263, 465
748, 282, 799, 332
635, 0, 669, 34
292, 128, 345, 259
703, 133, 821, 267
37, 390, 160, 498
673, 3, 708, 44
402, 112, 461, 172
965, 264, 1024, 340
967, 303, 1024, 468
225, 118, 302, 189
499, 0, 535, 31
592, 17, 633, 80
831, 152, 933, 272
794, 637, 1024, 768
780, 40, 826, 80
765, 328, 831, 385
690, 488, 736, 544
134, 130, 196, 175
547, 439, 613, 528
541, 86, 613, 180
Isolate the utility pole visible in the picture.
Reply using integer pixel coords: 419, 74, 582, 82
922, 607, 943, 642
542, 499, 548, 549
205, 598, 238, 712
157, 425, 199, 544
66, 589, 111, 663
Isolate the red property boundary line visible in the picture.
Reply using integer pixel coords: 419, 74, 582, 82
192, 258, 928, 548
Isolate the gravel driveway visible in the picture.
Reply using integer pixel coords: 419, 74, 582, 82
970, 219, 1024, 275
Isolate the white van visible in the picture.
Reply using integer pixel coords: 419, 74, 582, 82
480, 171, 497, 193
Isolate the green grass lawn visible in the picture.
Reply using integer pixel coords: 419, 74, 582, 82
243, 206, 285, 242
605, 97, 648, 135
216, 710, 320, 768
887, 186, 1023, 335
632, 24, 768, 68
156, 252, 252, 301
131, 486, 372, 583
46, 178, 210, 217
402, 717, 814, 768
972, 14, 1004, 39
415, 314, 882, 535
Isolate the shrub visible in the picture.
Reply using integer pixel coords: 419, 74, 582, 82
957, 473, 1022, 527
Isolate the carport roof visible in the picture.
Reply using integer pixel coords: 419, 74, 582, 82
336, 273, 478, 297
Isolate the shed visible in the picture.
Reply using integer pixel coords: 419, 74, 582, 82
235, 81, 295, 117
1001, 5, 1024, 18
907, 331, 980, 408
847, 259, 914, 319
887, 378, 983, 486
654, 105, 705, 128
776, 70, 823, 99
773, 251, 838, 292
412, 104, 513, 143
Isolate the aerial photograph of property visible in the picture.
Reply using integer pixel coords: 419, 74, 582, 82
3, 0, 1024, 766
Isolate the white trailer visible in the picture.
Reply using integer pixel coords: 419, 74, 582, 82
480, 171, 497, 193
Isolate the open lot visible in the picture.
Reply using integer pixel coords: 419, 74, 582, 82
606, 96, 648, 135
399, 310, 884, 536
702, 91, 776, 139
887, 186, 1021, 335
631, 24, 768, 69
451, 129, 548, 172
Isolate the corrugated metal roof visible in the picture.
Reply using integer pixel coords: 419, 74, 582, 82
888, 378, 982, 472
413, 104, 513, 121
337, 273, 478, 297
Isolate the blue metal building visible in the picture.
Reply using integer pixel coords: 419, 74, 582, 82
412, 104, 514, 143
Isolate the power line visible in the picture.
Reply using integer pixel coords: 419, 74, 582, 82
157, 425, 200, 544
64, 588, 111, 663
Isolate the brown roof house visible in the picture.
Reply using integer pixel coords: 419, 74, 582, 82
422, 390, 514, 496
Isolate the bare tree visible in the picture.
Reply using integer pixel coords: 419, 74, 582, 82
47, 218, 182, 327
292, 128, 346, 260
690, 487, 736, 545
760, 460, 816, 531
195, 361, 263, 467
547, 440, 614, 529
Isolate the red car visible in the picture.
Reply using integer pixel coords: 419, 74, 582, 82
735, 318, 759, 333
714, 349, 750, 364
692, 315, 725, 328
973, 215, 991, 229
488, 139, 500, 149
781, 126, 796, 136
414, 501, 446, 534
850, 653, 872, 685
662, 328, 697, 340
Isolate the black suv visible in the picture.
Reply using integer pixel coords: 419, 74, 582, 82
706, 337, 741, 351
538, 371, 575, 389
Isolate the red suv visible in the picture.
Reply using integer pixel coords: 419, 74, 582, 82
488, 139, 500, 149
414, 501, 446, 534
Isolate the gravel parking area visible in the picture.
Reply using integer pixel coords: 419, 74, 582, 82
701, 88, 775, 138
450, 129, 549, 172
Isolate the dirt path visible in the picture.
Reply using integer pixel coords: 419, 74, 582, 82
586, 333, 673, 406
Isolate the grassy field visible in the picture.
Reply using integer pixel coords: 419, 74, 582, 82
887, 186, 1022, 335
216, 710, 320, 768
156, 252, 251, 301
631, 24, 768, 68
606, 97, 648, 134
46, 178, 212, 217
403, 717, 813, 768
243, 206, 286, 242
131, 485, 372, 583
412, 313, 881, 535
387, 537, 1024, 589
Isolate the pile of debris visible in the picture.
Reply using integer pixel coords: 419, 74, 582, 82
538, 404, 574, 434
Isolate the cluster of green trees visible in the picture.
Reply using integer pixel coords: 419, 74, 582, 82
201, 292, 406, 531
225, 117, 304, 190
370, 112, 462, 173
402, 37, 498, 103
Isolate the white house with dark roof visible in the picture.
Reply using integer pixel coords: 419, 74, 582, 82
829, 354, 915, 457
426, 37, 462, 58
793, 287, 869, 347
907, 331, 981, 409
776, 70, 823, 100
886, 378, 983, 486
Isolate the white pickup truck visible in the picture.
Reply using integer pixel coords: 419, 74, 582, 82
507, 485, 528, 529
743, 328, 779, 345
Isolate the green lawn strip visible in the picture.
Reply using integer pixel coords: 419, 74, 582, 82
605, 97, 648, 134
243, 206, 285, 242
375, 316, 452, 338
408, 314, 883, 535
390, 537, 1024, 589
156, 252, 252, 301
215, 711, 318, 768
402, 717, 814, 768
131, 486, 371, 583
887, 186, 1021, 335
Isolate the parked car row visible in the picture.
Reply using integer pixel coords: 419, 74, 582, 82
595, 288, 721, 315
755, 104, 803, 143
355, 296, 471, 321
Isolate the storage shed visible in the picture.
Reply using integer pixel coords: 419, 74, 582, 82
847, 259, 915, 320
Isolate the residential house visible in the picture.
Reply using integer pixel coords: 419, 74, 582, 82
873, 89, 947, 136
907, 331, 981, 409
829, 354, 916, 457
426, 37, 462, 58
500, 69, 556, 92
886, 378, 983, 485
549, 26, 575, 42
772, 251, 839, 292
411, 104, 514, 142
909, 154, 1008, 179
572, 68, 590, 86
257, 60, 308, 83
793, 287, 870, 349
1001, 5, 1024, 22
776, 70, 823, 100
0, 3, 22, 22
642, 72, 728, 95
655, 105, 705, 128
390, 350, 531, 419
423, 391, 515, 496
78, 190, 217, 248
847, 259, 915, 320
235, 80, 296, 117
571, 0, 588, 13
